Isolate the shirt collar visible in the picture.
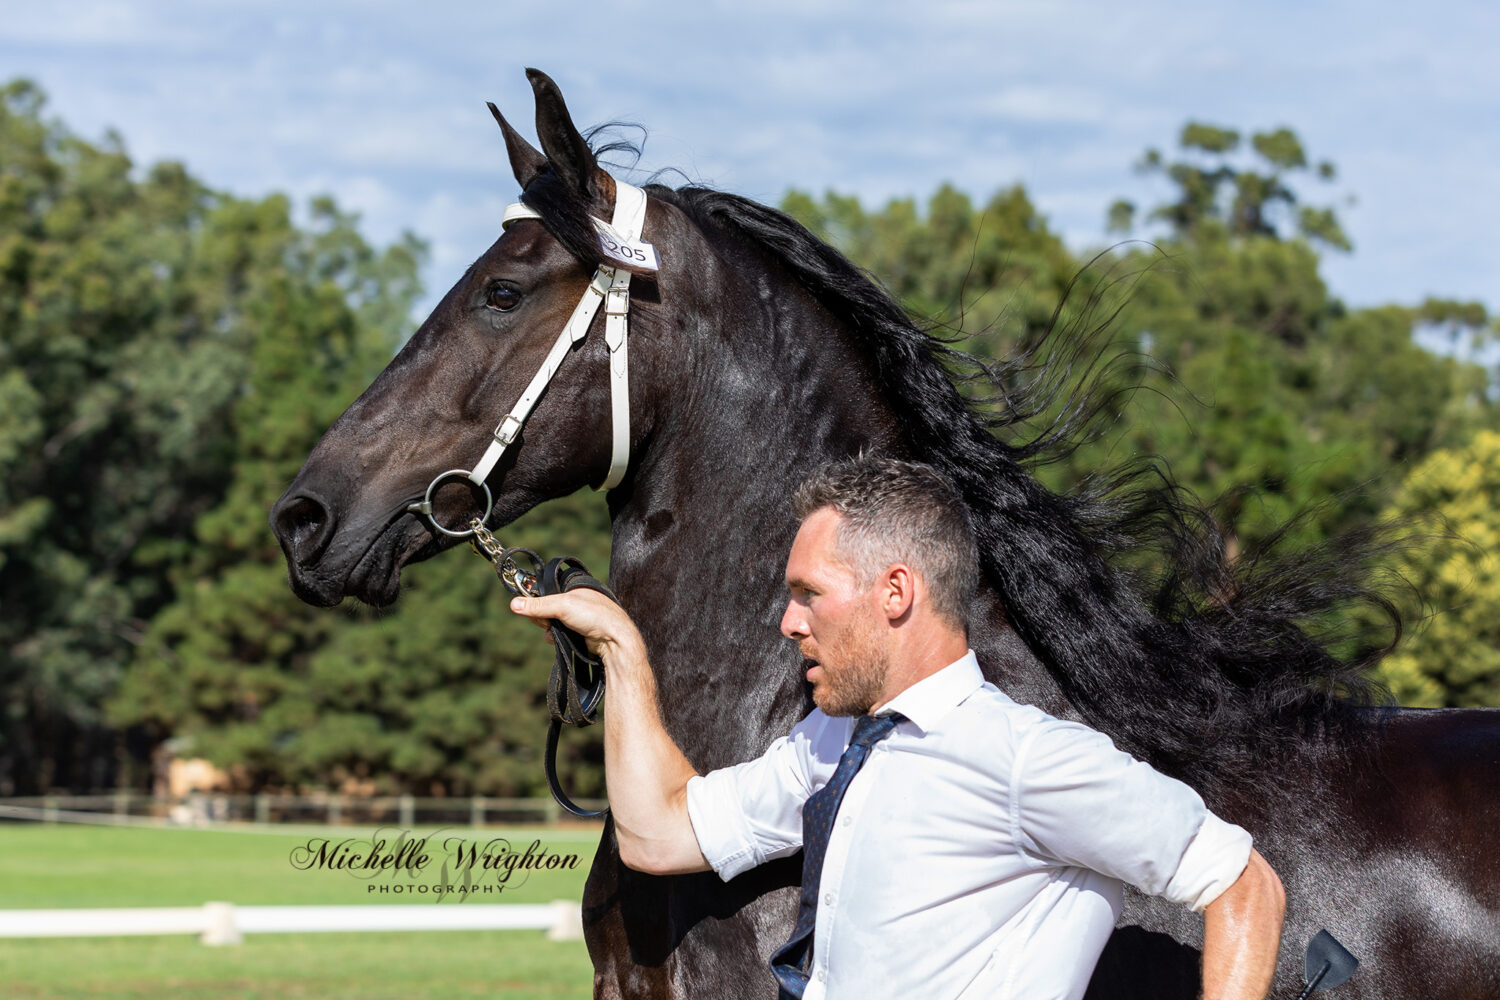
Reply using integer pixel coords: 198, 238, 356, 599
875, 650, 984, 734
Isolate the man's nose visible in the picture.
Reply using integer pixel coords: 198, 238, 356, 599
780, 600, 807, 640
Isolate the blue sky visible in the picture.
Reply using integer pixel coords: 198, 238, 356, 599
5, 1, 1496, 320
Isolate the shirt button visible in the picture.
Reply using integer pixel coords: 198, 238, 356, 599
840, 814, 852, 827
823, 892, 834, 906
816, 970, 826, 983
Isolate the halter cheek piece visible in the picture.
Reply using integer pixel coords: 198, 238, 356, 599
407, 178, 657, 536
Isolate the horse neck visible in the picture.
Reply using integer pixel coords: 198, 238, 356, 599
600, 220, 1066, 766
602, 254, 904, 767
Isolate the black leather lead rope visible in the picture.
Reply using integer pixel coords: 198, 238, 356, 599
494, 546, 616, 819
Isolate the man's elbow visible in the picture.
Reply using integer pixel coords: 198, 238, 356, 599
618, 836, 669, 874
1267, 864, 1286, 925
617, 834, 704, 876
1213, 848, 1285, 930
1247, 849, 1286, 921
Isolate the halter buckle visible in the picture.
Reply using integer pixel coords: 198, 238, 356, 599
494, 413, 523, 446
605, 286, 630, 317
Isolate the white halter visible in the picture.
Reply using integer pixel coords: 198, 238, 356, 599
407, 177, 656, 537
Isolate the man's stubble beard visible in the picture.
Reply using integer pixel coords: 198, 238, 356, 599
811, 613, 890, 717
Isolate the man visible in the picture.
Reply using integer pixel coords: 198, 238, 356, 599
511, 457, 1284, 1000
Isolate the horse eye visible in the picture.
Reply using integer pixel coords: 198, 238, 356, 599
486, 285, 522, 312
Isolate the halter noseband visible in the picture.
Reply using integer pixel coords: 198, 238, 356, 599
408, 178, 656, 537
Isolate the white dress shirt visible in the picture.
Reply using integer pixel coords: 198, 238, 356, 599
685, 651, 1252, 1000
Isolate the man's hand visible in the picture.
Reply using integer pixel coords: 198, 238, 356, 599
1201, 848, 1285, 1000
508, 591, 710, 875
510, 589, 644, 665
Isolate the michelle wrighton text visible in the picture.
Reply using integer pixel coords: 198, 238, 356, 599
288, 828, 582, 894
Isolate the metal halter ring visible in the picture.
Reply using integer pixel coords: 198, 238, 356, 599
406, 469, 494, 538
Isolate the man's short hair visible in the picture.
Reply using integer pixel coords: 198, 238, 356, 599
792, 456, 980, 630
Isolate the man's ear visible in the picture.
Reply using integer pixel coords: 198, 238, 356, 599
882, 564, 917, 621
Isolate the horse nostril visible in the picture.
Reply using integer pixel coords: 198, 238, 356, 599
271, 493, 335, 565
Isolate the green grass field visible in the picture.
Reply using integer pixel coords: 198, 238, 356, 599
0, 823, 600, 999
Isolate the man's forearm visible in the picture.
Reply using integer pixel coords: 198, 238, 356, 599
598, 629, 709, 873
509, 592, 709, 874
1201, 849, 1285, 1000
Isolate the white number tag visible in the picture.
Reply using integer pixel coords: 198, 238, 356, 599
594, 223, 660, 272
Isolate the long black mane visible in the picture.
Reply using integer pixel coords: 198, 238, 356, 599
530, 167, 1401, 798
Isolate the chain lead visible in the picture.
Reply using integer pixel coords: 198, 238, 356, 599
466, 517, 540, 597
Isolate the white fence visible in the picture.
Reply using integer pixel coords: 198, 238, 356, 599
0, 792, 606, 828
0, 901, 583, 945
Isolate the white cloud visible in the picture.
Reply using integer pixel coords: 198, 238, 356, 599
969, 86, 1114, 125
2, 0, 202, 46
3, 0, 1496, 313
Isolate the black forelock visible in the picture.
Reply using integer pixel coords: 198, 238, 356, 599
518, 167, 606, 274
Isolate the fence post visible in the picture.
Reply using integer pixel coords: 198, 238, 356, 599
42, 795, 58, 824
470, 795, 485, 828
113, 790, 129, 819
547, 900, 584, 941
328, 794, 342, 826
254, 794, 269, 824
200, 901, 242, 946
544, 795, 560, 826
398, 793, 414, 828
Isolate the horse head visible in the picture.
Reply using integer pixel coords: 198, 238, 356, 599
270, 70, 695, 607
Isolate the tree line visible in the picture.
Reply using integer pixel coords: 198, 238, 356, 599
2, 81, 1495, 797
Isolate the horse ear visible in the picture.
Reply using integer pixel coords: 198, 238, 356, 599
488, 102, 547, 190
525, 68, 602, 202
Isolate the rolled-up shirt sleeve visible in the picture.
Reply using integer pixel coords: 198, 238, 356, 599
1013, 718, 1252, 912
686, 711, 839, 881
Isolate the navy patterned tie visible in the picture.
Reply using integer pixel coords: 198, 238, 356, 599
770, 712, 904, 998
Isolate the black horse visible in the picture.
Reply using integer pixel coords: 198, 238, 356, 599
271, 70, 1500, 998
